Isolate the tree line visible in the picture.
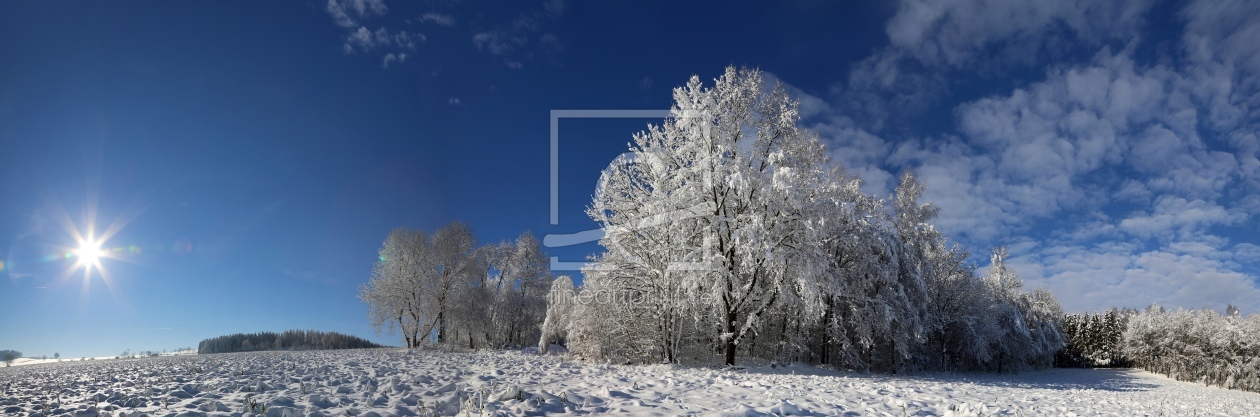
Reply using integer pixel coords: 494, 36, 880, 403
357, 66, 1257, 391
358, 222, 551, 350
1056, 309, 1132, 368
536, 67, 1065, 373
1053, 305, 1260, 393
1124, 305, 1259, 393
196, 330, 385, 354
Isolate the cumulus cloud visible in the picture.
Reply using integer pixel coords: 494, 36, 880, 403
323, 1, 425, 68
869, 46, 1255, 245
1181, 0, 1260, 131
885, 0, 1156, 69
1119, 196, 1243, 239
381, 53, 407, 68
1235, 243, 1260, 265
326, 0, 388, 28
1012, 241, 1260, 314
784, 0, 1260, 314
836, 0, 1159, 132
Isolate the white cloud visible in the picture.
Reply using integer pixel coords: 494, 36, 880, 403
1235, 243, 1260, 265
854, 0, 1260, 315
448, 97, 461, 106
342, 27, 376, 53
1010, 241, 1260, 314
1119, 196, 1241, 239
1181, 0, 1260, 132
1048, 211, 1122, 243
838, 0, 1158, 132
326, 0, 388, 28
874, 48, 1254, 244
471, 0, 566, 68
419, 12, 456, 27
343, 27, 422, 56
473, 31, 522, 57
1114, 179, 1152, 203
381, 53, 407, 68
886, 0, 1156, 69
326, 0, 422, 68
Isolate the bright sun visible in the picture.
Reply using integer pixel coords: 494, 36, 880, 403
75, 239, 104, 265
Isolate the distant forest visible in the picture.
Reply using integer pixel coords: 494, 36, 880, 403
197, 330, 387, 354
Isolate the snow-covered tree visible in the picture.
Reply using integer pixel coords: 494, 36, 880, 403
464, 231, 554, 348
569, 253, 664, 362
538, 275, 576, 353
980, 247, 1064, 372
1122, 305, 1260, 393
585, 66, 831, 366
922, 243, 989, 371
431, 221, 484, 344
1058, 309, 1131, 368
500, 231, 553, 346
359, 227, 437, 348
360, 222, 533, 349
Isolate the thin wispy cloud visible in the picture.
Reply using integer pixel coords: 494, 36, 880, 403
472, 0, 566, 68
322, 1, 566, 69
418, 12, 456, 27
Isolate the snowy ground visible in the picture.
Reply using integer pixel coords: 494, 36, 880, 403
2, 348, 1257, 416
7, 351, 197, 368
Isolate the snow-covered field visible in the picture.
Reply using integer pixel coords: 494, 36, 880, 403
6, 351, 197, 368
2, 348, 1257, 416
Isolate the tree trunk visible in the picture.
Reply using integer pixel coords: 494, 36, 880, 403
821, 296, 833, 365
724, 307, 737, 366
663, 307, 675, 364
890, 338, 897, 374
437, 310, 446, 344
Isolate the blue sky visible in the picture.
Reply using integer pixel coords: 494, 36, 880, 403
1, 1, 1257, 358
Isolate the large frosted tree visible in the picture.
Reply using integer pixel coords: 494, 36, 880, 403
358, 227, 437, 348
588, 66, 831, 366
